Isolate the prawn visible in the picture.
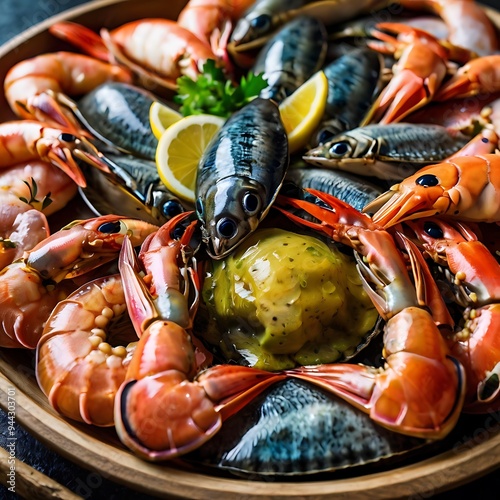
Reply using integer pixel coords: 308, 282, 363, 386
49, 20, 217, 90
4, 51, 132, 129
0, 215, 158, 349
0, 161, 77, 270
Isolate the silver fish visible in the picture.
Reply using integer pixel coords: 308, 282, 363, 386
314, 47, 383, 145
285, 166, 384, 212
304, 123, 472, 180
59, 82, 162, 160
229, 0, 392, 52
196, 97, 289, 259
252, 16, 327, 103
79, 153, 185, 225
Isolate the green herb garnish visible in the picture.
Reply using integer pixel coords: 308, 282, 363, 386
0, 238, 16, 249
174, 59, 268, 117
19, 178, 53, 211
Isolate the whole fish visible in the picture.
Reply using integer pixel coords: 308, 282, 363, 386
252, 16, 327, 102
229, 0, 392, 51
196, 97, 289, 258
304, 123, 472, 180
285, 166, 384, 212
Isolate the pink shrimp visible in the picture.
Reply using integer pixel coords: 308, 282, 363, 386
4, 51, 132, 129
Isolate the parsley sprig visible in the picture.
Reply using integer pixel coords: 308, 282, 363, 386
19, 178, 53, 211
174, 59, 268, 117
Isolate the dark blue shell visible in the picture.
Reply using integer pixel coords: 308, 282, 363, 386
252, 16, 327, 103
186, 379, 424, 476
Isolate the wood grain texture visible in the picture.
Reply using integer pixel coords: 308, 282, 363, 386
0, 446, 80, 500
0, 1, 500, 498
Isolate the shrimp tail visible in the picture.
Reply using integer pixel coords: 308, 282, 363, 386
49, 21, 112, 62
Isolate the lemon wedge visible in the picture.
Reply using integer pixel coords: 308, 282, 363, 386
279, 71, 328, 154
149, 101, 183, 140
155, 114, 225, 203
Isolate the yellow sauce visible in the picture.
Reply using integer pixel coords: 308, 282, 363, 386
202, 228, 378, 371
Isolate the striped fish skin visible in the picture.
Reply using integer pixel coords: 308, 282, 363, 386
285, 167, 384, 212
196, 97, 289, 259
314, 46, 382, 145
304, 123, 471, 180
77, 82, 158, 160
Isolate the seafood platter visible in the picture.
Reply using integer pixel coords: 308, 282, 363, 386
2, 0, 500, 497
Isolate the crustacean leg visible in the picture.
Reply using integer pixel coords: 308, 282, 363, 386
274, 189, 465, 439
114, 212, 284, 460
399, 217, 500, 412
0, 215, 158, 348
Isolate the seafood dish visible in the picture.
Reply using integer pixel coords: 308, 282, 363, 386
2, 0, 500, 497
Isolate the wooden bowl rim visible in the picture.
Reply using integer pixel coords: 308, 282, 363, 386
1, 1, 500, 498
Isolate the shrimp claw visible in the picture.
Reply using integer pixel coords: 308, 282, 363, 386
276, 189, 465, 439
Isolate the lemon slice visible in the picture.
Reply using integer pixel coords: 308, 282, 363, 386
279, 71, 328, 154
149, 101, 183, 140
156, 114, 225, 203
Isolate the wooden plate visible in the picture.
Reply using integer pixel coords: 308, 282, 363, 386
1, 1, 500, 498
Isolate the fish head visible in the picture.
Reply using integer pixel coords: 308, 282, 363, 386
304, 130, 376, 168
196, 176, 268, 259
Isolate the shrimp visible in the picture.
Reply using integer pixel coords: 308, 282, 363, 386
434, 55, 500, 101
49, 20, 217, 90
36, 274, 136, 426
114, 213, 284, 460
362, 23, 450, 124
0, 161, 77, 269
275, 190, 465, 439
4, 51, 132, 128
0, 215, 158, 349
365, 154, 500, 227
0, 120, 112, 188
400, 218, 500, 412
397, 0, 499, 56
178, 0, 233, 60
177, 0, 257, 63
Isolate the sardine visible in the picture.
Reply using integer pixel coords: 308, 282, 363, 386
68, 82, 162, 160
230, 0, 392, 52
196, 97, 289, 258
285, 166, 384, 211
79, 153, 185, 225
304, 123, 472, 180
314, 47, 383, 145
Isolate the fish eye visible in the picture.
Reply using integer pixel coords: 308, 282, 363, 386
328, 141, 351, 158
423, 221, 444, 239
242, 192, 261, 216
162, 200, 184, 219
217, 218, 238, 239
195, 198, 204, 218
98, 220, 123, 233
59, 133, 77, 143
416, 174, 439, 187
250, 14, 271, 33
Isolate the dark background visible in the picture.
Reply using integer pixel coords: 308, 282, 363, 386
1, 0, 500, 498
